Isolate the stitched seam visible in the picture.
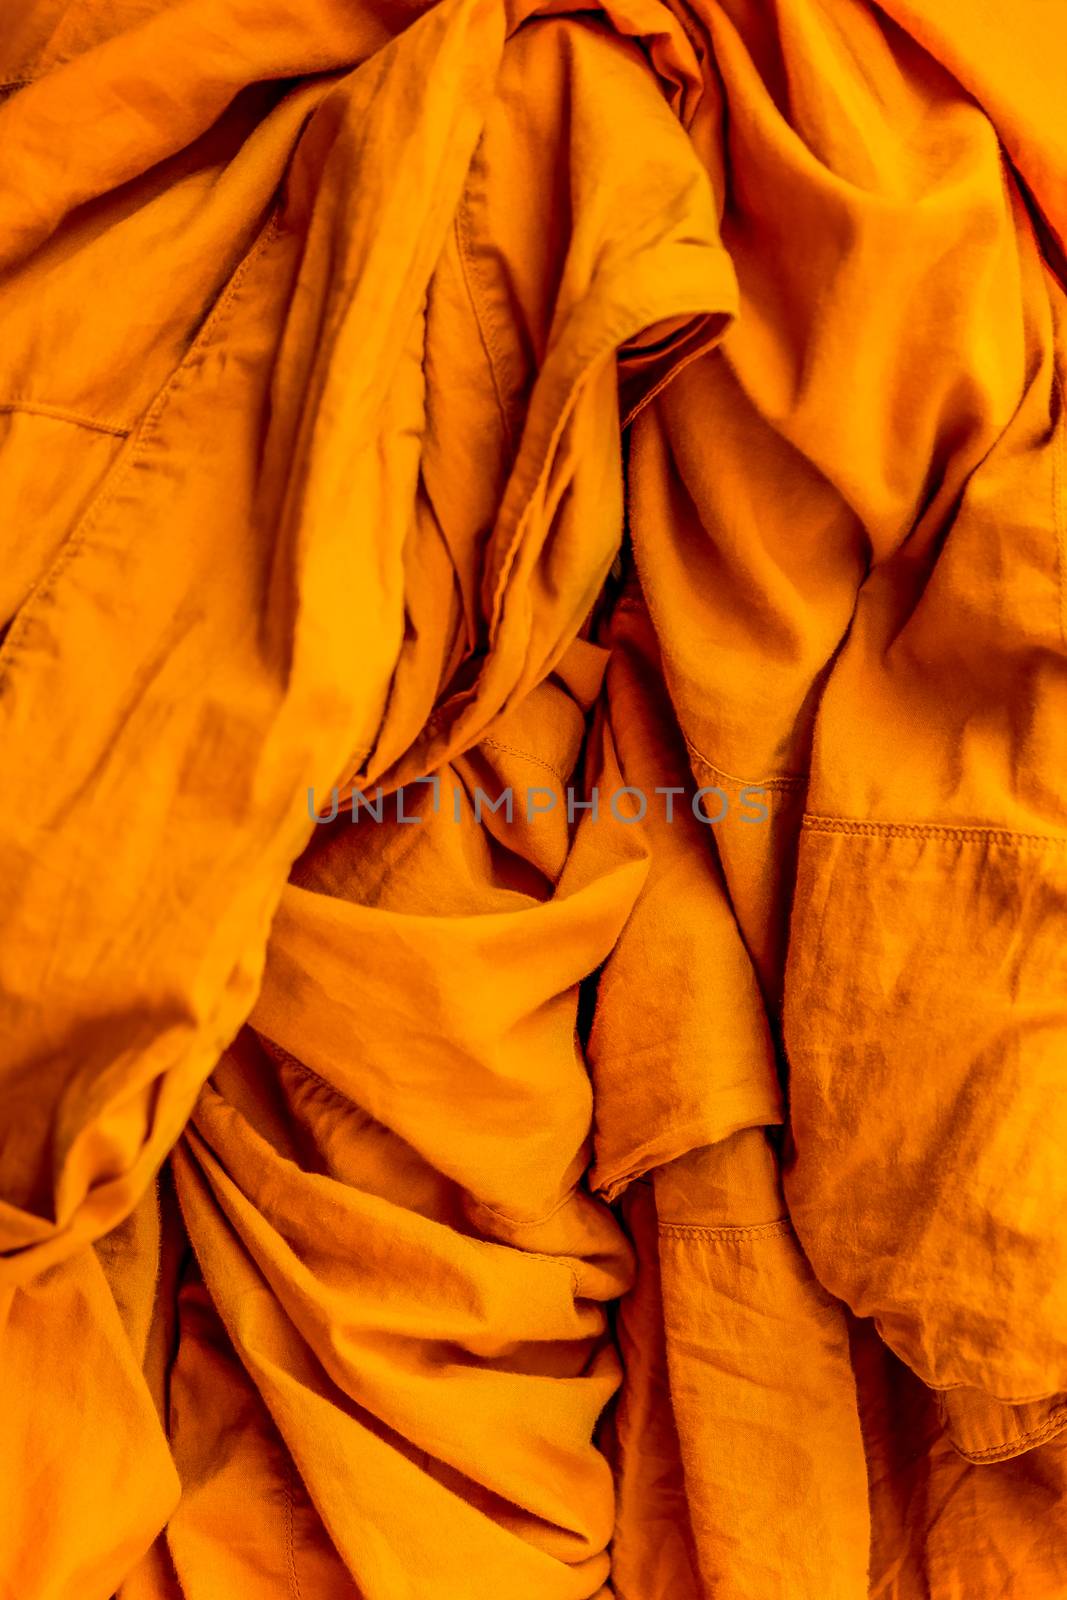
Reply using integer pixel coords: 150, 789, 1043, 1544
802, 815, 1067, 846
592, 1106, 787, 1201
263, 1041, 366, 1112
478, 737, 567, 784
0, 210, 281, 687
285, 1463, 303, 1600
684, 737, 807, 792
926, 1374, 1054, 1404
0, 399, 130, 437
454, 182, 515, 454
957, 1402, 1067, 1462
473, 1185, 579, 1229
520, 1250, 581, 1299
620, 292, 733, 430
1053, 355, 1066, 649
659, 1219, 792, 1241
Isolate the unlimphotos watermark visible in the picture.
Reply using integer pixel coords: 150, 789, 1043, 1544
308, 778, 770, 827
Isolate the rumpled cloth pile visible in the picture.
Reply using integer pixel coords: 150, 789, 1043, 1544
1, 1, 1066, 1595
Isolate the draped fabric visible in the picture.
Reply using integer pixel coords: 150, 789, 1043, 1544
1, 1, 1066, 1594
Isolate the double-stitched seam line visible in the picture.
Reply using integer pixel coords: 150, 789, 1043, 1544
659, 1219, 792, 1241
0, 209, 281, 688
478, 737, 567, 784
956, 1402, 1067, 1463
284, 1462, 304, 1600
685, 738, 807, 793
0, 399, 130, 437
802, 815, 1067, 846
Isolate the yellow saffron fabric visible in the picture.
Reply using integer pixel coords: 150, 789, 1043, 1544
1, 1, 1066, 1595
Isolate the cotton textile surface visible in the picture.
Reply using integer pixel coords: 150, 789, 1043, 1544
0, 0, 1065, 1595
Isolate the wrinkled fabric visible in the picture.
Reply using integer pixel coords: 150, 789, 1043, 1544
1, 0, 1066, 1596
